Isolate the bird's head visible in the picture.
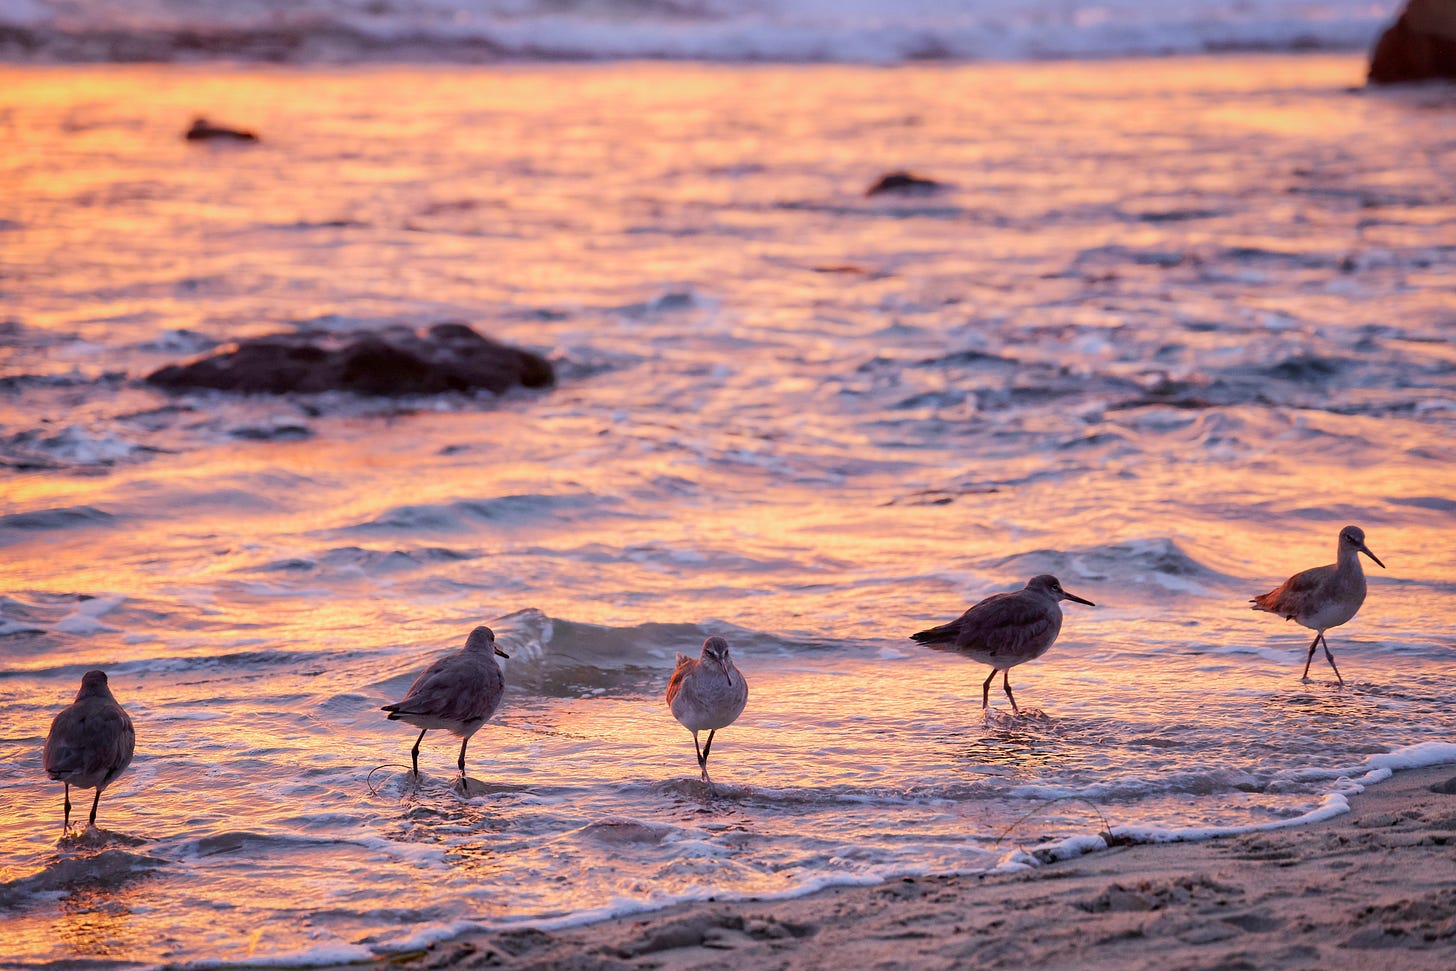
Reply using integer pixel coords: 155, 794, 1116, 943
700, 636, 735, 683
701, 636, 732, 664
76, 669, 112, 699
467, 625, 511, 659
1339, 525, 1385, 569
1027, 574, 1095, 607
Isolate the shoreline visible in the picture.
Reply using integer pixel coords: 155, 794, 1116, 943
381, 762, 1456, 970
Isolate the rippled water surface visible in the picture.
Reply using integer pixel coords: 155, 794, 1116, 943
2, 56, 1455, 967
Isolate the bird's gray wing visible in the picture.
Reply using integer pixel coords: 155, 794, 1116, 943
390, 653, 460, 705
44, 702, 134, 778
945, 595, 1057, 659
1253, 563, 1335, 616
389, 655, 494, 721
911, 592, 1009, 644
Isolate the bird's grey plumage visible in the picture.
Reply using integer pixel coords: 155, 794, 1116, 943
1251, 525, 1385, 684
44, 669, 136, 832
382, 625, 509, 778
912, 574, 1095, 713
666, 636, 748, 784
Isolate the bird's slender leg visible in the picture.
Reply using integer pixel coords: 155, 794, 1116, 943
691, 730, 713, 784
410, 729, 427, 777
1002, 671, 1021, 715
62, 783, 72, 833
1300, 631, 1321, 680
1320, 633, 1345, 686
457, 736, 470, 779
88, 789, 102, 828
700, 731, 716, 783
981, 669, 996, 709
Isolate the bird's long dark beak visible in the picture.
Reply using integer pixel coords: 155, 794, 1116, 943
495, 645, 511, 659
723, 668, 733, 686
1359, 544, 1386, 569
1064, 590, 1096, 607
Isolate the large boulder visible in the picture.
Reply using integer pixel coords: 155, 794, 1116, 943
145, 323, 554, 396
1368, 0, 1456, 84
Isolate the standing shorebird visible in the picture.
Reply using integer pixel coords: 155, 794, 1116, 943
44, 670, 136, 833
382, 625, 509, 780
912, 574, 1095, 714
666, 636, 748, 785
1251, 525, 1385, 684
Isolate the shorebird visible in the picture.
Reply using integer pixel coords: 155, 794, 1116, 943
666, 636, 748, 785
44, 670, 136, 833
382, 625, 509, 779
912, 574, 1095, 714
1251, 525, 1385, 684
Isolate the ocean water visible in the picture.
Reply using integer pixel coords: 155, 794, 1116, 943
0, 0, 1402, 63
2, 54, 1456, 968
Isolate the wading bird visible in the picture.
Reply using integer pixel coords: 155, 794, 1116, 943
1251, 525, 1385, 684
44, 670, 136, 832
667, 636, 749, 785
912, 574, 1095, 714
382, 625, 509, 779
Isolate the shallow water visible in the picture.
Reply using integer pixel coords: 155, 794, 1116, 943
2, 55, 1455, 968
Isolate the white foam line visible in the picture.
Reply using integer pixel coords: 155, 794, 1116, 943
1001, 741, 1456, 872
151, 742, 1456, 968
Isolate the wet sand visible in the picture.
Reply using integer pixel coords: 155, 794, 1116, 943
388, 763, 1456, 970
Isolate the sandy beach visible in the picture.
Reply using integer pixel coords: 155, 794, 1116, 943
389, 763, 1456, 970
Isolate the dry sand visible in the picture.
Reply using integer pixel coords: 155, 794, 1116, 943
389, 764, 1456, 971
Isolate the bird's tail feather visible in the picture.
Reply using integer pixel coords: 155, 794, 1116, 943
916, 640, 969, 655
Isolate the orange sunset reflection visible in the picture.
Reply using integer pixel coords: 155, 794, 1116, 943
2, 46, 1454, 968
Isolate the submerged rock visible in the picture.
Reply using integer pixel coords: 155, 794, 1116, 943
864, 170, 947, 196
1368, 0, 1456, 84
185, 117, 259, 142
145, 323, 554, 397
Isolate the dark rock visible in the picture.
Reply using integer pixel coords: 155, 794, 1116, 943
145, 323, 554, 397
185, 117, 259, 142
865, 170, 947, 197
1368, 0, 1456, 84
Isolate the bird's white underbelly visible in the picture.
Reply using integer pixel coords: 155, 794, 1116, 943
671, 681, 747, 731
1298, 596, 1362, 632
958, 641, 1055, 670
389, 712, 481, 735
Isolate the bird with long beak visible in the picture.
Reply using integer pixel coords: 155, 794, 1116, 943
912, 574, 1095, 714
1251, 525, 1385, 684
666, 636, 748, 786
382, 625, 510, 779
